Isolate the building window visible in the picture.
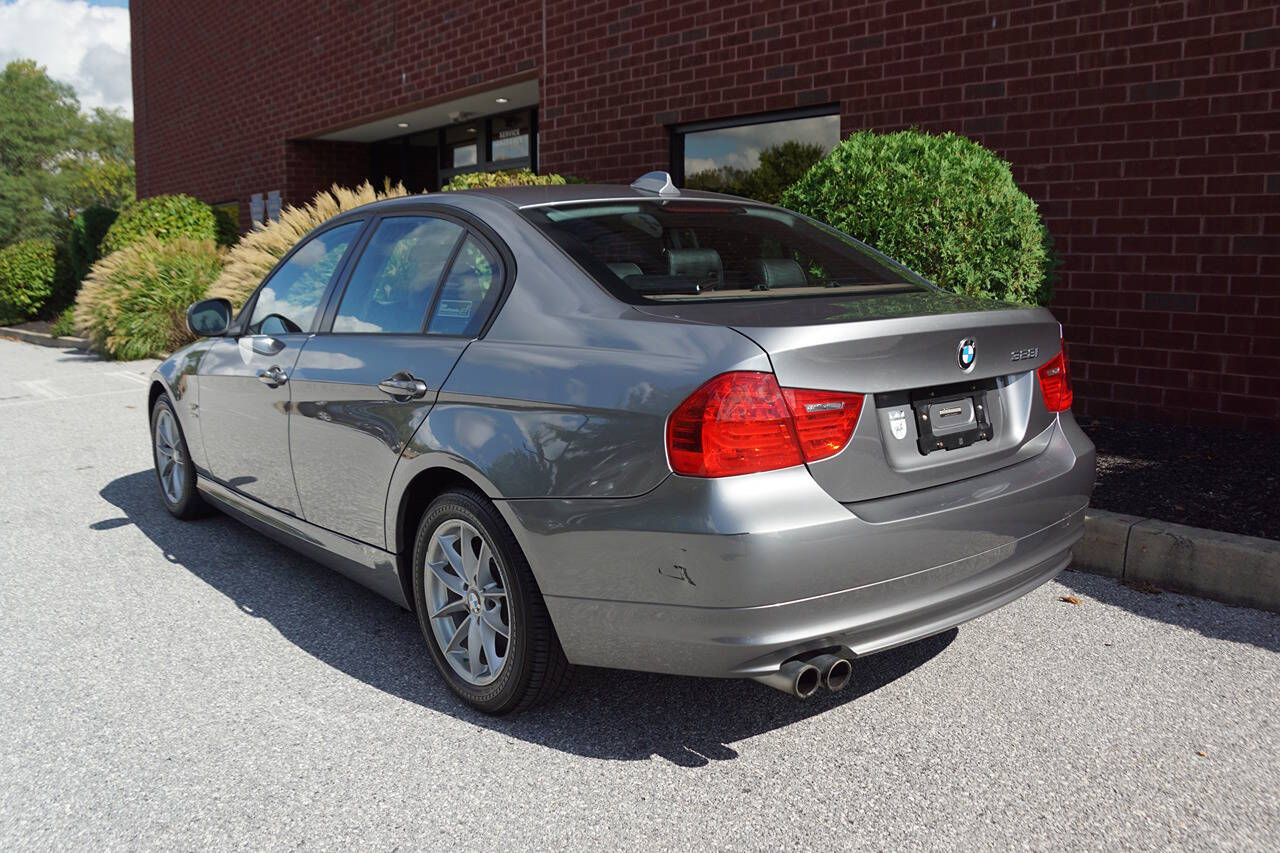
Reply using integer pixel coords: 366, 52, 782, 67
670, 107, 841, 204
490, 111, 531, 163
446, 124, 479, 168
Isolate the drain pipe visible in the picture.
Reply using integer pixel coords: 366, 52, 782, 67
751, 659, 822, 698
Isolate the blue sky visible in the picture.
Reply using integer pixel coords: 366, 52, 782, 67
0, 0, 132, 114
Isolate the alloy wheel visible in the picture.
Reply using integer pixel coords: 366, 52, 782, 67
424, 518, 511, 686
153, 407, 185, 504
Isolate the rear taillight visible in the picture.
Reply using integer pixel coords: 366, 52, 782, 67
781, 387, 866, 462
666, 372, 863, 477
1037, 342, 1073, 412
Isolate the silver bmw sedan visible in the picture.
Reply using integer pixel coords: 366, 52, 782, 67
151, 174, 1095, 714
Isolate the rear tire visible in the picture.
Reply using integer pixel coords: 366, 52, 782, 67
412, 488, 572, 714
150, 395, 206, 520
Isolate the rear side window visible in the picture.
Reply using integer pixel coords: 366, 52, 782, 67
248, 221, 362, 334
425, 236, 503, 337
333, 216, 464, 333
520, 201, 923, 303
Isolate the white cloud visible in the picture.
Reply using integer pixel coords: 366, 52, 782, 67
0, 0, 132, 116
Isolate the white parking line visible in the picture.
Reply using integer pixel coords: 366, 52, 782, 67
0, 388, 141, 409
17, 379, 65, 400
108, 370, 150, 386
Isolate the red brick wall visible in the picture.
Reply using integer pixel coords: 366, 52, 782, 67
133, 0, 1280, 429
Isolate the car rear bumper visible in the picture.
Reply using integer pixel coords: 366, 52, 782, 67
496, 414, 1095, 678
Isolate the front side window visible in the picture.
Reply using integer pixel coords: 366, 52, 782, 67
425, 236, 503, 336
333, 217, 464, 333
676, 111, 840, 204
521, 201, 923, 303
248, 221, 362, 334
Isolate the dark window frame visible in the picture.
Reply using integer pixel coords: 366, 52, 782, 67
668, 104, 841, 187
234, 218, 370, 336
314, 208, 511, 340
323, 213, 469, 336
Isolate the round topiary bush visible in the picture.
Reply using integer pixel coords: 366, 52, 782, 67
75, 236, 223, 359
779, 130, 1055, 306
100, 194, 218, 255
0, 239, 56, 321
69, 204, 119, 281
441, 169, 568, 192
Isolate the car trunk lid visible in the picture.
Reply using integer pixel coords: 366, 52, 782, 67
637, 291, 1064, 503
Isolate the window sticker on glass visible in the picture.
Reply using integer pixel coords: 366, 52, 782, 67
434, 299, 473, 319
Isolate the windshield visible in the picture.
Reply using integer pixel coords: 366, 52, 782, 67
520, 200, 925, 303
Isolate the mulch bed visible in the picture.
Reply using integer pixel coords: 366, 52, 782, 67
1081, 416, 1280, 542
3, 319, 56, 335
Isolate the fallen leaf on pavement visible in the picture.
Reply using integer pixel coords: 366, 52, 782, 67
1059, 595, 1081, 605
1122, 579, 1162, 595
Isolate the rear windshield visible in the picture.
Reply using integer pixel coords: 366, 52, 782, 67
519, 200, 925, 303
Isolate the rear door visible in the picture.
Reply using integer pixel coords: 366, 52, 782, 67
289, 214, 506, 547
198, 220, 365, 515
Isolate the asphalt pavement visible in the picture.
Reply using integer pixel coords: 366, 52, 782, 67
1, 338, 1277, 850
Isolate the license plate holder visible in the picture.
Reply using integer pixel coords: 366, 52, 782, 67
910, 382, 994, 456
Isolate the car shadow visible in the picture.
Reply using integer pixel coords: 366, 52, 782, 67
1056, 569, 1279, 654
97, 470, 954, 765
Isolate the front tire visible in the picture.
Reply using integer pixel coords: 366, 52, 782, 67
150, 395, 205, 519
412, 488, 572, 714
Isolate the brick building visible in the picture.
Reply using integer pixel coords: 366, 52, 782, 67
130, 0, 1279, 428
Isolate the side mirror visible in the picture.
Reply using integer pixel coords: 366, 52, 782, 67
186, 297, 233, 337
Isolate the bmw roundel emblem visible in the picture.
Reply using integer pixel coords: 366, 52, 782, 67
957, 338, 976, 372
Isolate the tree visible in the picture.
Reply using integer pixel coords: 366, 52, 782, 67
0, 60, 137, 247
684, 141, 827, 205
0, 60, 81, 245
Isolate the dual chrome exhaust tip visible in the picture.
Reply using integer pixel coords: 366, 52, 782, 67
752, 651, 854, 698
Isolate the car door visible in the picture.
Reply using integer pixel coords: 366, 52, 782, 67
198, 220, 365, 515
289, 214, 506, 547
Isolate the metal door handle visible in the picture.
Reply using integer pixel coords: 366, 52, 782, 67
378, 373, 429, 400
257, 365, 288, 387
250, 335, 285, 356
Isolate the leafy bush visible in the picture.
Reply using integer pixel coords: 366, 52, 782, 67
0, 238, 56, 320
686, 141, 828, 205
50, 305, 76, 337
779, 130, 1055, 306
441, 169, 568, 192
212, 204, 239, 247
69, 204, 118, 281
100, 194, 217, 255
209, 181, 407, 309
44, 240, 80, 317
75, 236, 222, 359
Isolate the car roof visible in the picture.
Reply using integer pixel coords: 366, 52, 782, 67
328, 182, 755, 222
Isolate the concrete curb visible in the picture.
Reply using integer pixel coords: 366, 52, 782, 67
1076, 508, 1280, 613
0, 326, 89, 350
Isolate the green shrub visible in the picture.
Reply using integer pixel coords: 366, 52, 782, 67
441, 169, 568, 192
100, 194, 217, 255
69, 204, 119, 281
44, 240, 80, 317
0, 239, 56, 321
212, 204, 240, 247
779, 130, 1055, 306
75, 236, 223, 359
50, 305, 76, 337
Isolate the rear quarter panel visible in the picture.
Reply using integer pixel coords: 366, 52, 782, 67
383, 196, 772, 547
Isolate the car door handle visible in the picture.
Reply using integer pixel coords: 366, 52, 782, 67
378, 373, 429, 400
257, 365, 289, 387
250, 335, 285, 356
